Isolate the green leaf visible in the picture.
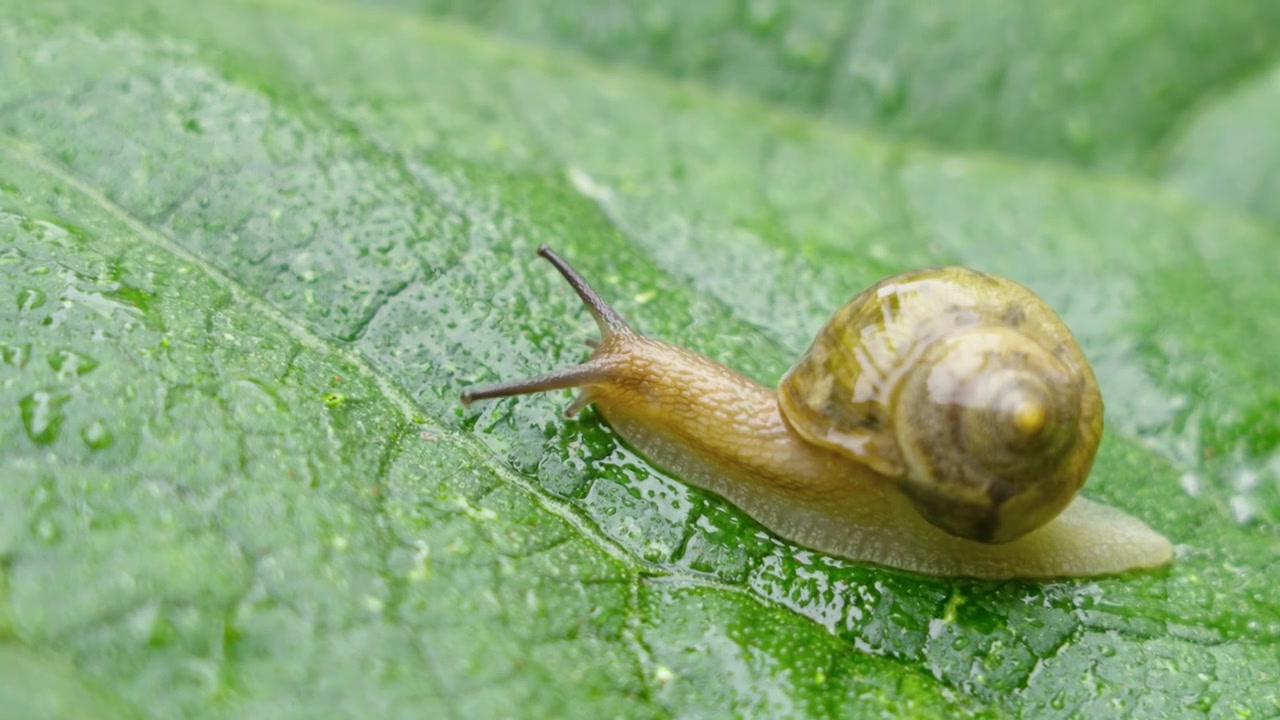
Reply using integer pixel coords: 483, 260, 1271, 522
362, 0, 1280, 172
1161, 64, 1280, 227
0, 2, 1277, 718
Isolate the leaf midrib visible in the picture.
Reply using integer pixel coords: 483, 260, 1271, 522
0, 135, 646, 578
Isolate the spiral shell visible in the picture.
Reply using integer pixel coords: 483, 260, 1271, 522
778, 268, 1104, 543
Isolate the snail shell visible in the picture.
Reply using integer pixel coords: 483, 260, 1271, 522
778, 269, 1103, 543
461, 247, 1173, 579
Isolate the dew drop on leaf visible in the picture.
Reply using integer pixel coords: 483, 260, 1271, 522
0, 246, 25, 265
48, 348, 100, 377
19, 390, 70, 445
81, 419, 114, 450
35, 517, 58, 543
16, 287, 45, 311
0, 342, 30, 368
1229, 495, 1257, 524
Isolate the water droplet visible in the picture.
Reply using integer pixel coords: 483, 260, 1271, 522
642, 542, 670, 563
0, 342, 30, 368
48, 348, 100, 377
35, 517, 58, 542
81, 420, 114, 450
1229, 495, 1257, 524
0, 247, 24, 265
27, 265, 51, 276
22, 217, 76, 247
17, 287, 45, 311
63, 284, 142, 319
19, 390, 70, 445
1178, 472, 1202, 497
1232, 468, 1260, 491
103, 283, 154, 314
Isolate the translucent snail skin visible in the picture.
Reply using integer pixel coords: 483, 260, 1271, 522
461, 246, 1174, 580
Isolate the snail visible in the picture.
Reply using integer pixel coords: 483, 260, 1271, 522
461, 246, 1174, 579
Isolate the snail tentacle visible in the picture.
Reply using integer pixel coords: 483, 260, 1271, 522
460, 246, 632, 415
536, 244, 632, 339
459, 362, 611, 409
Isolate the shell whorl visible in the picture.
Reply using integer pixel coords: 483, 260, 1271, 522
778, 268, 1104, 543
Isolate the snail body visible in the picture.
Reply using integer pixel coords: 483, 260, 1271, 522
462, 246, 1173, 580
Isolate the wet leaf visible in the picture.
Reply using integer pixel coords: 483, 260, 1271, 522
0, 1, 1277, 718
366, 0, 1280, 172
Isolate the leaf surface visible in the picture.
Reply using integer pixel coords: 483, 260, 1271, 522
360, 0, 1280, 172
1, 2, 1277, 718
